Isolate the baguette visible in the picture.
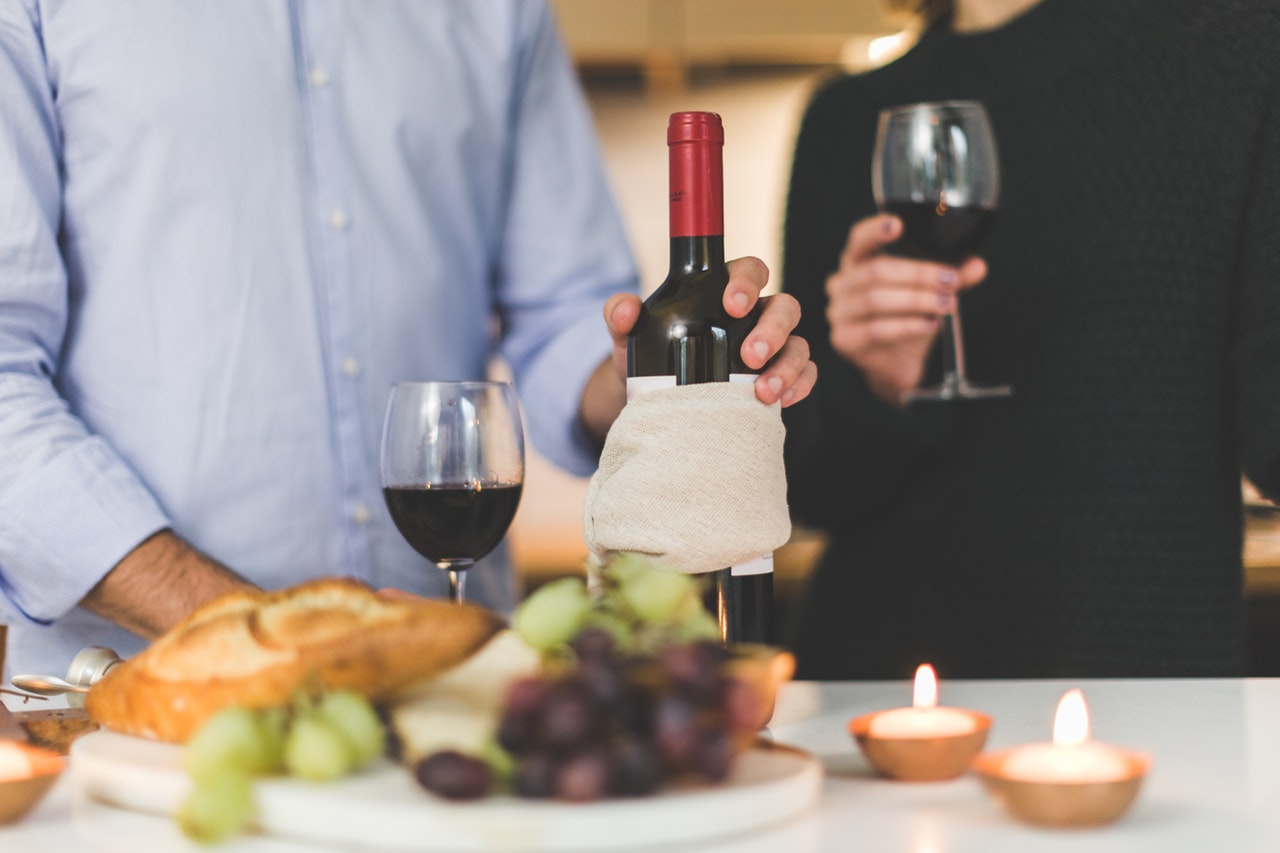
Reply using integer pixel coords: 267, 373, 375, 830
84, 577, 504, 743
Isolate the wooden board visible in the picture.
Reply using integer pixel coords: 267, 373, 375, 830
13, 707, 98, 755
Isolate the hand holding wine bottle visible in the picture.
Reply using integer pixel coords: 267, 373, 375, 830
581, 138, 816, 443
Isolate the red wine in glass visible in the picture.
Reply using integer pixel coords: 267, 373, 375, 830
873, 101, 1011, 401
382, 483, 523, 567
380, 381, 525, 603
881, 199, 998, 262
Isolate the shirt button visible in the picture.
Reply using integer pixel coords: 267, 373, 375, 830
342, 357, 361, 377
328, 208, 350, 230
309, 67, 330, 88
352, 504, 372, 525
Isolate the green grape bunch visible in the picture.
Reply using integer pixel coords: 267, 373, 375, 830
513, 553, 720, 658
177, 689, 387, 843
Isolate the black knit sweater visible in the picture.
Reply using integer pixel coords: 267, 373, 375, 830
780, 0, 1280, 679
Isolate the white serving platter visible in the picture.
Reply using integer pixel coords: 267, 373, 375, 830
71, 730, 823, 851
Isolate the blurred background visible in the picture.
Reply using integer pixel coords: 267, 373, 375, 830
507, 0, 1280, 673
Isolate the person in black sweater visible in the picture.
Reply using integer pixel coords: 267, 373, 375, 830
781, 0, 1280, 679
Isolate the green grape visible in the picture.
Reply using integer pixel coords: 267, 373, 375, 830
512, 577, 592, 651
316, 691, 386, 767
603, 552, 656, 585
177, 768, 255, 844
618, 569, 695, 625
479, 738, 517, 787
284, 711, 355, 782
583, 609, 633, 648
256, 706, 288, 774
672, 605, 721, 642
184, 707, 281, 780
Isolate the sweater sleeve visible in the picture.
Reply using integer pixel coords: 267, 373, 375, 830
1234, 63, 1280, 501
780, 78, 957, 531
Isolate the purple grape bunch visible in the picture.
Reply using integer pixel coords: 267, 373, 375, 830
413, 626, 763, 802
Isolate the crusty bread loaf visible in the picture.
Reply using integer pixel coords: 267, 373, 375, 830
84, 577, 505, 743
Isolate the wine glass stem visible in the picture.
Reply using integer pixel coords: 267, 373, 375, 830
445, 566, 468, 604
942, 309, 967, 388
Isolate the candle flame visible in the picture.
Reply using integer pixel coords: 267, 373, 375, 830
1052, 688, 1091, 746
912, 663, 939, 709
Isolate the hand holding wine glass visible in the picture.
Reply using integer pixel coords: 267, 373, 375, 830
871, 100, 1010, 402
380, 381, 524, 604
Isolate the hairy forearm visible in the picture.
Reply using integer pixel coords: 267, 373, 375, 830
81, 530, 254, 640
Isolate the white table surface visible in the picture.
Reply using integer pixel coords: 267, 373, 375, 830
4, 677, 1280, 852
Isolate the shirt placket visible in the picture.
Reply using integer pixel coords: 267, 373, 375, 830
292, 0, 377, 580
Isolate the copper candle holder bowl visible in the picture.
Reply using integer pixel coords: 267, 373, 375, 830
0, 743, 65, 825
972, 748, 1150, 828
848, 710, 992, 781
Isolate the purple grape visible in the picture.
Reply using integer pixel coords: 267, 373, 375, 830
414, 751, 493, 801
659, 642, 727, 700
555, 751, 610, 802
514, 752, 558, 799
692, 726, 735, 782
653, 693, 698, 768
539, 680, 602, 753
607, 736, 661, 796
498, 677, 549, 752
570, 626, 617, 664
614, 679, 659, 737
577, 656, 623, 706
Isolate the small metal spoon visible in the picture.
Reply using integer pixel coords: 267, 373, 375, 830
9, 674, 91, 696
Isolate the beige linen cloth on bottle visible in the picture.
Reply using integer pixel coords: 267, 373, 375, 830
582, 382, 791, 574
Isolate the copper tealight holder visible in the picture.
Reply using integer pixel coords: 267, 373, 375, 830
0, 742, 65, 825
973, 689, 1150, 828
848, 708, 992, 781
847, 663, 992, 781
972, 747, 1149, 828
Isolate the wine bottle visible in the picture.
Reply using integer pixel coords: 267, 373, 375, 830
626, 110, 774, 645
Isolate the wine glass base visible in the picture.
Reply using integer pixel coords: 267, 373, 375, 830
903, 381, 1013, 403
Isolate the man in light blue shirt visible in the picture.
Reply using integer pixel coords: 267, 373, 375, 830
0, 1, 814, 677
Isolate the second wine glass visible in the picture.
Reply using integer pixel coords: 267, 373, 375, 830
379, 381, 525, 604
873, 100, 1011, 402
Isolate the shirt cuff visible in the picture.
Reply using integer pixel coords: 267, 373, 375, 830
0, 436, 171, 623
514, 310, 613, 478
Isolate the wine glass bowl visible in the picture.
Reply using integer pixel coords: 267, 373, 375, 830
872, 100, 1011, 402
380, 381, 525, 603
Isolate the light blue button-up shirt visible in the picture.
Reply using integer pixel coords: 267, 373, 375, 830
0, 0, 636, 676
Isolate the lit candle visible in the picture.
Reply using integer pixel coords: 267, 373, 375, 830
867, 664, 978, 738
0, 742, 33, 783
1001, 689, 1130, 783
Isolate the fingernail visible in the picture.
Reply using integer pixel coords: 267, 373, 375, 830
882, 218, 895, 235
766, 376, 784, 396
781, 387, 796, 405
938, 269, 957, 286
752, 340, 770, 362
937, 292, 954, 309
732, 291, 750, 311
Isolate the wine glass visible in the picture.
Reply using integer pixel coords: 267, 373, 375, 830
379, 381, 525, 604
872, 100, 1011, 401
